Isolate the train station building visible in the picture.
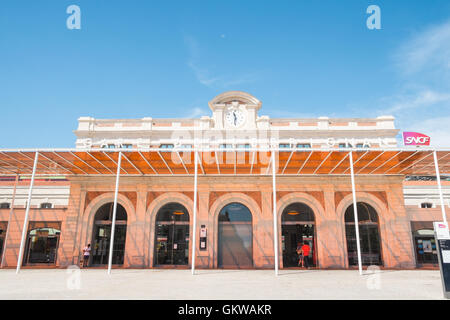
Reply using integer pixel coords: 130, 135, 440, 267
0, 91, 449, 271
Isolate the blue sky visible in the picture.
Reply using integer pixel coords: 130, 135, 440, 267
1, 0, 450, 147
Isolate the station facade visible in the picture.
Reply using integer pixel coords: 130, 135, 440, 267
0, 91, 448, 269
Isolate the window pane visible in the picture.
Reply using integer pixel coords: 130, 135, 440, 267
156, 203, 189, 222
282, 203, 315, 222
0, 203, 10, 209
219, 203, 252, 222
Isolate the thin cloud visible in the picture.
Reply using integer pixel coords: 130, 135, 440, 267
184, 35, 258, 88
379, 90, 450, 115
187, 61, 221, 87
371, 20, 450, 148
395, 20, 450, 78
185, 107, 208, 119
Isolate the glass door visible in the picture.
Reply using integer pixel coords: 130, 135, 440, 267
281, 223, 315, 267
218, 221, 253, 268
155, 222, 189, 265
345, 222, 382, 265
91, 224, 127, 265
0, 222, 7, 265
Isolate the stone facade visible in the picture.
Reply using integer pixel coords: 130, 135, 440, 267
0, 91, 448, 269
74, 91, 399, 150
1, 175, 439, 269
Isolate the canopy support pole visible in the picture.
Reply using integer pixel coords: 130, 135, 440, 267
349, 151, 363, 275
108, 151, 122, 275
272, 150, 278, 276
191, 151, 199, 275
16, 152, 39, 274
2, 174, 18, 268
434, 151, 448, 224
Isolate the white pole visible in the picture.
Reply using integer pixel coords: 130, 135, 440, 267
16, 152, 39, 274
191, 151, 199, 275
272, 150, 278, 276
108, 151, 122, 275
349, 151, 363, 275
434, 151, 448, 224
2, 174, 18, 268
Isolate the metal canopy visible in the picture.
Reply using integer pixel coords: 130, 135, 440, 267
0, 148, 449, 177
9, 148, 450, 275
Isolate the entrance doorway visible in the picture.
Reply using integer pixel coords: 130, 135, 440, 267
344, 202, 382, 266
281, 203, 316, 268
154, 203, 190, 266
23, 222, 61, 265
413, 229, 438, 266
91, 203, 127, 266
218, 202, 253, 268
411, 222, 438, 267
0, 222, 6, 265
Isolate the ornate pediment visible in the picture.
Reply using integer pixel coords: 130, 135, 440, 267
208, 91, 261, 129
208, 91, 262, 111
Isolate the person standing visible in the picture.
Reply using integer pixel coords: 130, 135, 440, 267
296, 242, 303, 267
82, 244, 91, 268
301, 242, 311, 269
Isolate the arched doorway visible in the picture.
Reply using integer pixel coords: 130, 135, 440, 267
344, 202, 382, 266
91, 202, 127, 266
218, 202, 253, 268
154, 202, 190, 266
281, 203, 316, 268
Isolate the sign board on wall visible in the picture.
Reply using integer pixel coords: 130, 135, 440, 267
434, 222, 450, 240
403, 132, 431, 146
199, 225, 207, 251
434, 222, 450, 299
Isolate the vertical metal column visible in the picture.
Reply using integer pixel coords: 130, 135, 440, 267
2, 174, 18, 268
434, 151, 448, 224
349, 151, 363, 275
16, 152, 39, 274
108, 151, 122, 275
272, 150, 279, 276
191, 151, 199, 275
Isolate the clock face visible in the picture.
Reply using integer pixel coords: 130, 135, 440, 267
225, 109, 246, 127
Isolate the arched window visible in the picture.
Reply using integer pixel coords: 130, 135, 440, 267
218, 202, 253, 268
90, 203, 127, 266
281, 202, 316, 268
282, 202, 315, 222
345, 202, 382, 266
154, 202, 190, 266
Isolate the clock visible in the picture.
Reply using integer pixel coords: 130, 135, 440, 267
225, 109, 246, 127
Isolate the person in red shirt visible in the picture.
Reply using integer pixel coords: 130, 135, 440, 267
299, 242, 311, 268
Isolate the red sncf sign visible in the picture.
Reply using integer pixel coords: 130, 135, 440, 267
403, 132, 431, 146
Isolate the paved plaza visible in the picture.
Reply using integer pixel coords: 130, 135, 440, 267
0, 269, 444, 300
